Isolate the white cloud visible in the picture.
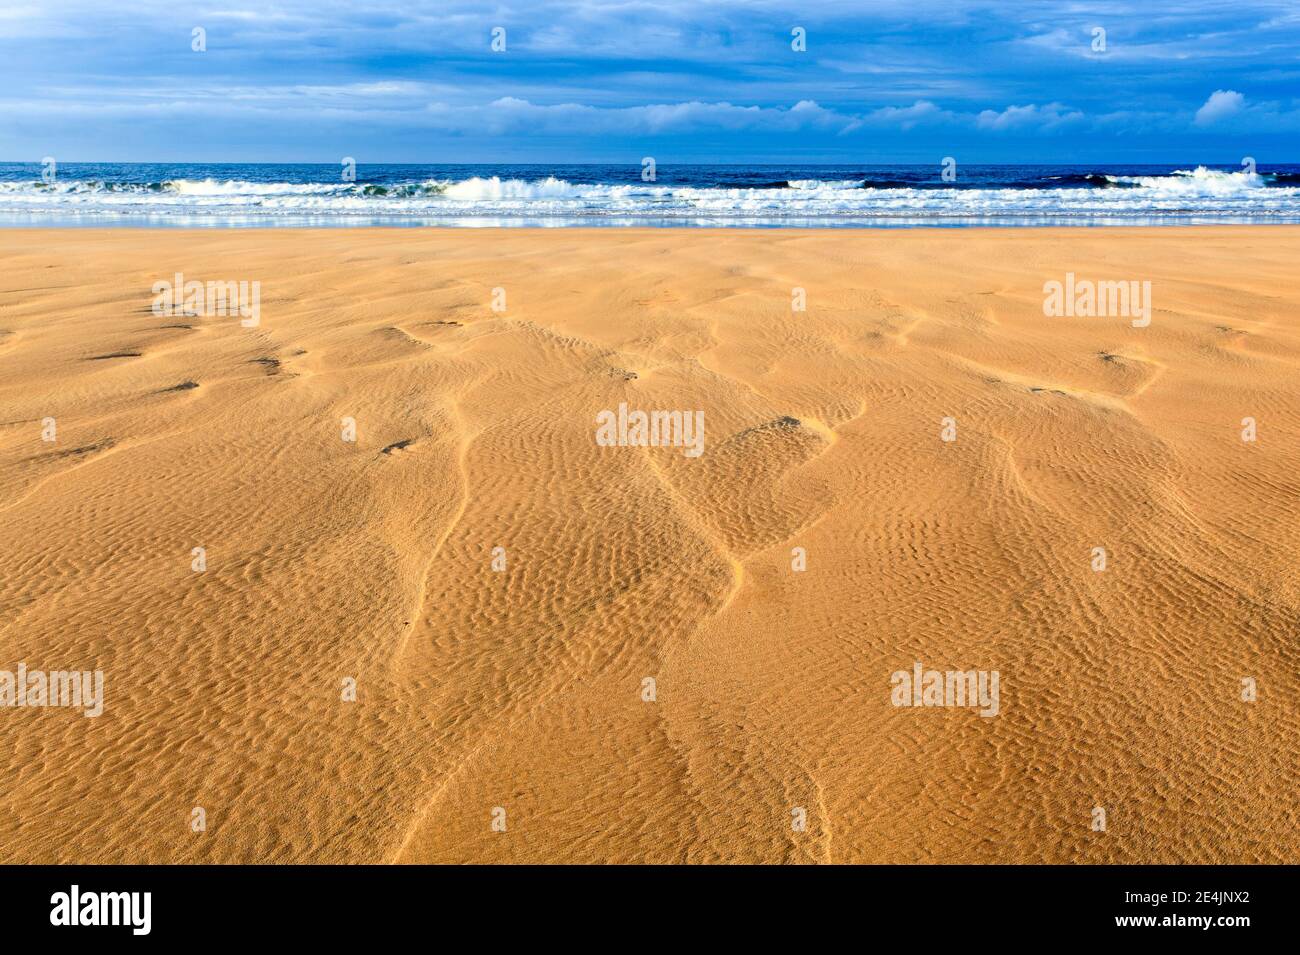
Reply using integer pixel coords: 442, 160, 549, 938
976, 102, 1084, 131
1194, 89, 1246, 125
852, 100, 957, 131
423, 96, 850, 135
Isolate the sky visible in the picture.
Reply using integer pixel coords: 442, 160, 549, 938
1, 0, 1298, 163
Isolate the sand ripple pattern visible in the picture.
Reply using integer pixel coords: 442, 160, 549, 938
0, 228, 1297, 863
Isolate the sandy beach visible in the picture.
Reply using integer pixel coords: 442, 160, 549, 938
0, 226, 1296, 864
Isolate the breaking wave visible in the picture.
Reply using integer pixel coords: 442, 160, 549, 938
1, 166, 1297, 225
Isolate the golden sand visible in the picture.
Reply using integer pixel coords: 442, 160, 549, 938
0, 227, 1296, 863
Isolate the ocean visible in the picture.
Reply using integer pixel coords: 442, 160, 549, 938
2, 162, 1298, 227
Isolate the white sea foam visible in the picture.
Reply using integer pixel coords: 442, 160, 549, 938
1105, 166, 1266, 195
164, 178, 347, 196
785, 179, 865, 190
0, 169, 1296, 225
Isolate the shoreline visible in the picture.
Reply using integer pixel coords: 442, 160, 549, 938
3, 219, 1300, 230
5, 222, 1300, 232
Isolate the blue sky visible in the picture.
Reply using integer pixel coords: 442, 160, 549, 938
2, 0, 1298, 163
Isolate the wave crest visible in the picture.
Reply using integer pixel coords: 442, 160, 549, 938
2, 168, 1297, 223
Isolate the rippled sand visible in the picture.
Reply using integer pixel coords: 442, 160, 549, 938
1, 228, 1296, 863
